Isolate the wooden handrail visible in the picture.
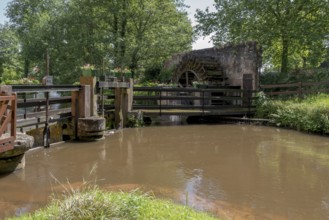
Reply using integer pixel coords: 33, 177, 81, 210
260, 81, 329, 97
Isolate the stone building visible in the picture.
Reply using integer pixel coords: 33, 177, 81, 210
164, 42, 262, 90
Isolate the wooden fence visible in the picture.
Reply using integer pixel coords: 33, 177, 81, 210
259, 81, 329, 97
12, 85, 80, 131
0, 92, 16, 153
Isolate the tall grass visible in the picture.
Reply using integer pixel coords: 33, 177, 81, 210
255, 93, 329, 134
9, 187, 218, 220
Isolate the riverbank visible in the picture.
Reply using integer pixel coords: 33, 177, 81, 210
255, 93, 329, 134
8, 187, 218, 220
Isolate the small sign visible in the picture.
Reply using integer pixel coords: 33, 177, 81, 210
42, 76, 53, 85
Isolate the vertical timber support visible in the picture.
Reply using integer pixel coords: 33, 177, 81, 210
80, 76, 97, 116
71, 85, 91, 139
0, 85, 16, 153
128, 78, 134, 113
71, 85, 91, 119
114, 88, 124, 129
243, 74, 253, 113
114, 79, 133, 129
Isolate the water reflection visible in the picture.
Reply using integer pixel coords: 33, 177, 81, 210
1, 125, 329, 219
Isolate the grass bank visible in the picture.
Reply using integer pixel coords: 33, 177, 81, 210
9, 188, 218, 220
255, 93, 329, 134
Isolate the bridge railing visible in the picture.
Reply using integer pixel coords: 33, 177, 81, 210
99, 86, 257, 116
0, 92, 16, 153
130, 87, 257, 115
259, 81, 329, 98
12, 85, 80, 131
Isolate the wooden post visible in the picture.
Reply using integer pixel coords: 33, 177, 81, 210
114, 88, 122, 128
243, 74, 253, 106
113, 79, 134, 129
11, 93, 17, 140
101, 87, 105, 118
71, 91, 79, 118
80, 76, 97, 116
0, 85, 13, 135
0, 85, 16, 153
159, 91, 162, 116
71, 85, 90, 140
71, 85, 90, 119
122, 88, 129, 126
127, 78, 134, 112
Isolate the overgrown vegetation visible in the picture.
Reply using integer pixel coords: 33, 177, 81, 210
141, 65, 176, 83
196, 0, 329, 74
127, 111, 145, 128
256, 92, 329, 134
0, 77, 40, 85
9, 188, 218, 220
260, 68, 329, 85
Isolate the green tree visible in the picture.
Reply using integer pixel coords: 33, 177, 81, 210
0, 24, 21, 81
126, 0, 192, 77
195, 0, 329, 74
6, 0, 193, 83
7, 0, 62, 78
98, 0, 193, 78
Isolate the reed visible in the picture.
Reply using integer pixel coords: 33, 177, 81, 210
256, 93, 329, 134
9, 187, 218, 220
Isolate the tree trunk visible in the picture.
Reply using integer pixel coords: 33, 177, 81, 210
24, 59, 30, 78
119, 0, 128, 67
0, 59, 3, 79
113, 14, 119, 67
281, 36, 289, 74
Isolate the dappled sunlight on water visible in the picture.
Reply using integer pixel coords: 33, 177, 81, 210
1, 125, 329, 219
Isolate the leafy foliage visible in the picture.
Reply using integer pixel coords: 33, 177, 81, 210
195, 0, 329, 74
260, 67, 329, 85
4, 0, 193, 83
0, 24, 21, 82
256, 93, 329, 134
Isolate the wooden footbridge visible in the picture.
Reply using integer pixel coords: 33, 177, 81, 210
1, 78, 327, 151
98, 79, 257, 118
132, 86, 256, 116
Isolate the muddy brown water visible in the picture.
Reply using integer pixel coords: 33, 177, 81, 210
1, 125, 329, 219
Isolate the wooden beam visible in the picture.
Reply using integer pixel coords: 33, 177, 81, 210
0, 100, 9, 118
0, 136, 14, 153
0, 111, 11, 135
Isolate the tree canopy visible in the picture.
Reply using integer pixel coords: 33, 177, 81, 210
4, 0, 193, 83
195, 0, 329, 74
0, 24, 21, 81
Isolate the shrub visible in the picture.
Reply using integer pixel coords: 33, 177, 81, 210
256, 93, 329, 134
10, 188, 218, 220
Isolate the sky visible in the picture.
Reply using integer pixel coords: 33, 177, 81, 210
0, 0, 10, 24
184, 0, 215, 49
0, 0, 215, 49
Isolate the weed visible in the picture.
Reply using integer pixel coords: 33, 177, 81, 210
256, 93, 329, 134
9, 187, 218, 220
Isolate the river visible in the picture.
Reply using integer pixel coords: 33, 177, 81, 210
1, 124, 329, 219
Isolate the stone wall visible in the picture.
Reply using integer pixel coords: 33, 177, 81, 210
166, 42, 262, 89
